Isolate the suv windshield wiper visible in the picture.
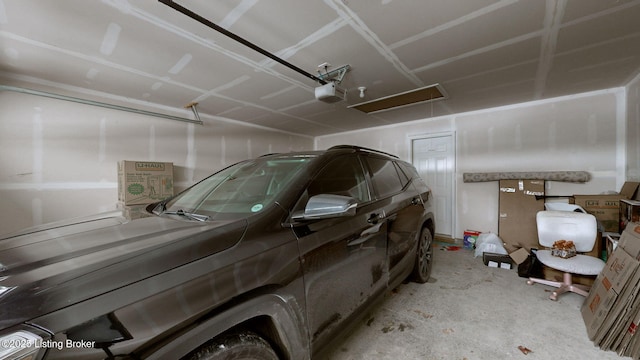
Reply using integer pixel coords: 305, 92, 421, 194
162, 209, 210, 222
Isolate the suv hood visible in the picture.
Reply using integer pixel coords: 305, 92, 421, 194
0, 211, 247, 330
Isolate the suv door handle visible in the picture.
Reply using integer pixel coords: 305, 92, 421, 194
367, 212, 383, 224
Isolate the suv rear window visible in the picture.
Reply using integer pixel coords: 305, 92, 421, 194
394, 162, 411, 187
364, 156, 404, 199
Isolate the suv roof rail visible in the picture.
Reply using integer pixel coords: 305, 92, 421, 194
328, 145, 399, 159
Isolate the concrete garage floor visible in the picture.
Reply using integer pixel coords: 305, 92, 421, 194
323, 244, 625, 360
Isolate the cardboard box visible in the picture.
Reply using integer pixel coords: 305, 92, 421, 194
118, 161, 174, 205
509, 247, 530, 265
482, 252, 513, 269
599, 224, 640, 354
498, 180, 545, 252
463, 230, 481, 249
621, 199, 640, 233
582, 272, 622, 340
117, 202, 153, 220
574, 182, 639, 232
615, 307, 640, 357
595, 226, 640, 352
620, 223, 640, 259
630, 329, 640, 360
604, 247, 639, 292
584, 231, 604, 260
596, 260, 640, 349
582, 247, 640, 340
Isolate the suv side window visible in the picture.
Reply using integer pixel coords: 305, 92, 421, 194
394, 162, 411, 188
398, 162, 419, 180
307, 155, 371, 203
399, 162, 430, 194
364, 156, 404, 199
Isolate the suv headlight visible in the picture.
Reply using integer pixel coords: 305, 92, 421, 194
0, 330, 43, 360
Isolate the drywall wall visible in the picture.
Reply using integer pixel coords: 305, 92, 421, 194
627, 73, 640, 182
316, 89, 625, 240
0, 88, 313, 234
2, 82, 634, 239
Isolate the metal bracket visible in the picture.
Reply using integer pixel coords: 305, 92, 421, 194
184, 102, 201, 123
317, 64, 350, 84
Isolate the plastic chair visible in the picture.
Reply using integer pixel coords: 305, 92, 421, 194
527, 210, 605, 301
544, 202, 586, 213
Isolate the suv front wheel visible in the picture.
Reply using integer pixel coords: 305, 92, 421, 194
186, 331, 278, 360
411, 227, 433, 283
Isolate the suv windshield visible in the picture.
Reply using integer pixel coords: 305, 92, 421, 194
161, 156, 314, 221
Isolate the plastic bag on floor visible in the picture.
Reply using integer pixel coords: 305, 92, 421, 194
473, 232, 507, 257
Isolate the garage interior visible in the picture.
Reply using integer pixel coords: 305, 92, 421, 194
1, 0, 640, 359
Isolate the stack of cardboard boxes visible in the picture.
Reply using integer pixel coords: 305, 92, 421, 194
582, 223, 640, 358
574, 182, 640, 234
498, 180, 640, 351
574, 182, 639, 262
117, 160, 174, 219
504, 182, 640, 284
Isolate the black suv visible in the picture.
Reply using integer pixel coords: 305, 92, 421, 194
0, 145, 434, 360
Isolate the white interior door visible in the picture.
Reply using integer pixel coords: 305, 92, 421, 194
412, 134, 455, 238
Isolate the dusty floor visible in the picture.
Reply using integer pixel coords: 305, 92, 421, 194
322, 244, 625, 360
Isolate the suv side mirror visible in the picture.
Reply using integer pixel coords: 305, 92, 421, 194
292, 194, 357, 221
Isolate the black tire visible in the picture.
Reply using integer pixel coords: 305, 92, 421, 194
187, 331, 279, 360
411, 227, 433, 283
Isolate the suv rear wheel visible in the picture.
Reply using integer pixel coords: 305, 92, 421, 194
411, 227, 433, 283
186, 331, 278, 360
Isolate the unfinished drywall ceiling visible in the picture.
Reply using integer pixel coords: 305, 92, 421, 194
1, 0, 640, 136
